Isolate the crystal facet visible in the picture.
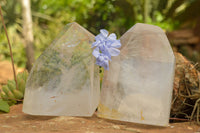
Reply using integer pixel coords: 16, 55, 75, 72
23, 22, 100, 116
97, 23, 175, 126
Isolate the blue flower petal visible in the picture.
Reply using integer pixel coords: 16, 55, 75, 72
103, 59, 109, 70
95, 34, 105, 41
95, 53, 109, 70
100, 47, 111, 60
110, 40, 121, 48
92, 47, 100, 58
92, 41, 99, 48
108, 33, 117, 40
100, 29, 108, 37
108, 47, 120, 56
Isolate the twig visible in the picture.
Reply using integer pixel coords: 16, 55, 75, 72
191, 63, 198, 70
0, 6, 19, 90
197, 104, 200, 124
170, 117, 189, 122
175, 112, 190, 119
171, 95, 177, 106
190, 98, 200, 121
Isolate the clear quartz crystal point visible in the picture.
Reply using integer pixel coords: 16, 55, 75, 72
97, 23, 175, 126
23, 22, 100, 116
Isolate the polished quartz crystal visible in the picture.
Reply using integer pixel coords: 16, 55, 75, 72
23, 22, 100, 116
97, 23, 175, 126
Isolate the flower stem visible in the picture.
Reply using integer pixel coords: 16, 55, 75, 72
0, 6, 19, 90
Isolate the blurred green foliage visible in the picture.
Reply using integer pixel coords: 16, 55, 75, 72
0, 0, 200, 67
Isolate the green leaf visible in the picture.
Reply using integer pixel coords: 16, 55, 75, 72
0, 99, 10, 113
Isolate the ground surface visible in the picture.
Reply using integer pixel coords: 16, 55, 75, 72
1, 61, 200, 133
0, 60, 23, 91
0, 104, 199, 133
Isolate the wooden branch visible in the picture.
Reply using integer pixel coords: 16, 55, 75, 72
21, 0, 35, 71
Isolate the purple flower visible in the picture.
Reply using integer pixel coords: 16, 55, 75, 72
92, 29, 121, 59
92, 47, 109, 70
92, 29, 108, 48
92, 29, 121, 70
